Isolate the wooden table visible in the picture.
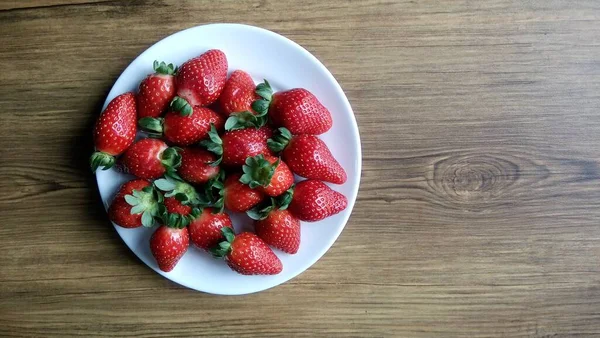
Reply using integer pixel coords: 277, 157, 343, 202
2, 1, 600, 337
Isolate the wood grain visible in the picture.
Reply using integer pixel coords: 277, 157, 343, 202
2, 0, 600, 337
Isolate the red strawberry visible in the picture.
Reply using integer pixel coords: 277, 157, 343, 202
268, 127, 347, 184
139, 97, 224, 146
219, 70, 257, 116
120, 138, 181, 180
255, 209, 300, 254
223, 173, 264, 212
150, 225, 189, 272
240, 154, 294, 197
136, 61, 177, 118
223, 80, 272, 131
178, 147, 220, 184
211, 228, 282, 275
176, 49, 228, 107
163, 196, 192, 216
201, 125, 272, 167
90, 92, 137, 171
108, 179, 160, 228
189, 208, 233, 250
269, 88, 332, 135
288, 180, 347, 222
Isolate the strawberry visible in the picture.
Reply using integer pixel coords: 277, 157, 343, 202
269, 88, 332, 135
150, 225, 189, 272
240, 154, 294, 197
248, 189, 300, 254
139, 97, 224, 146
223, 80, 272, 131
176, 49, 228, 107
120, 138, 181, 180
211, 228, 282, 275
136, 61, 177, 119
288, 180, 347, 222
188, 208, 233, 250
108, 179, 161, 228
178, 147, 220, 184
218, 70, 257, 116
268, 127, 347, 184
90, 92, 137, 171
222, 172, 264, 212
201, 125, 272, 166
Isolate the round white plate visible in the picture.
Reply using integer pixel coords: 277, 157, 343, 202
96, 23, 361, 295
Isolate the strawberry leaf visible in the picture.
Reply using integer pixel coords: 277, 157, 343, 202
138, 117, 164, 137
170, 96, 193, 116
240, 154, 277, 189
199, 124, 223, 166
153, 60, 177, 75
89, 151, 116, 172
267, 127, 292, 153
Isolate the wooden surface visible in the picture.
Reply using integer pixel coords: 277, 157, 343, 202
1, 1, 600, 337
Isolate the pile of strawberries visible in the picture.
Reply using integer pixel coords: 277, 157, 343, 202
91, 49, 348, 275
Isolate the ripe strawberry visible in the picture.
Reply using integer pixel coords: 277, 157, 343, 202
189, 208, 233, 250
288, 180, 347, 222
90, 92, 137, 171
269, 88, 332, 135
248, 190, 300, 254
178, 147, 220, 184
150, 225, 189, 272
139, 97, 224, 146
268, 127, 347, 184
176, 49, 228, 107
255, 209, 300, 254
201, 125, 272, 166
120, 138, 181, 180
108, 179, 161, 228
223, 80, 272, 131
240, 154, 294, 197
223, 173, 264, 212
136, 61, 177, 118
211, 228, 282, 275
219, 70, 257, 116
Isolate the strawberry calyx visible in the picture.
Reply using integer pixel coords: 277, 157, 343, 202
267, 127, 292, 153
209, 227, 236, 258
199, 124, 223, 166
138, 117, 164, 137
90, 151, 116, 172
154, 176, 203, 206
124, 185, 163, 227
223, 80, 272, 131
160, 147, 182, 178
202, 169, 226, 213
170, 96, 193, 116
153, 60, 177, 75
240, 154, 279, 189
161, 205, 201, 229
246, 185, 294, 220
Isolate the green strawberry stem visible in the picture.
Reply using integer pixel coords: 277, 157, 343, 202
154, 176, 204, 206
209, 227, 236, 258
199, 124, 223, 166
153, 60, 177, 75
246, 185, 294, 220
239, 154, 279, 189
124, 186, 163, 227
90, 151, 116, 172
138, 117, 164, 137
160, 147, 182, 176
267, 127, 292, 153
170, 96, 193, 116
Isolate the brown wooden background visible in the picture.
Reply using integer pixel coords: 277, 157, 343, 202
2, 1, 600, 337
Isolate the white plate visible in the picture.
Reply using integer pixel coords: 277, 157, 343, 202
96, 23, 361, 295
